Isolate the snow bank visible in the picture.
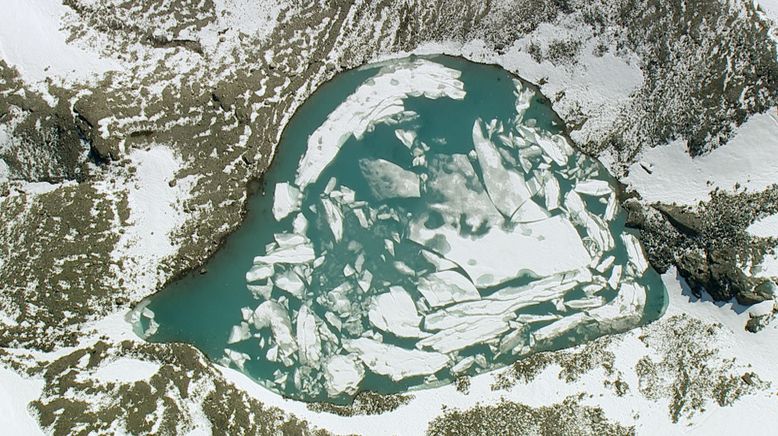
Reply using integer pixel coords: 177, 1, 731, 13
625, 109, 778, 205
93, 357, 161, 384
0, 366, 44, 435
0, 0, 119, 93
106, 145, 198, 299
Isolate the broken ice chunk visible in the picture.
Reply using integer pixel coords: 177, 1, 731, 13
358, 158, 421, 200
252, 301, 298, 363
272, 182, 302, 221
532, 312, 591, 343
253, 242, 315, 265
516, 313, 561, 324
240, 307, 253, 321
543, 172, 561, 211
275, 270, 306, 298
395, 129, 417, 149
325, 312, 342, 331
326, 282, 353, 315
227, 322, 251, 344
368, 286, 428, 338
604, 194, 617, 221
324, 354, 365, 397
574, 179, 612, 197
621, 234, 649, 276
608, 265, 623, 289
321, 198, 344, 242
420, 249, 459, 271
532, 132, 572, 166
247, 283, 273, 300
595, 256, 616, 273
246, 264, 274, 283
343, 337, 450, 382
565, 190, 613, 254
472, 119, 531, 218
296, 306, 322, 365
450, 356, 476, 374
417, 316, 510, 354
417, 270, 481, 308
588, 281, 646, 330
565, 296, 606, 311
353, 208, 371, 228
224, 349, 251, 371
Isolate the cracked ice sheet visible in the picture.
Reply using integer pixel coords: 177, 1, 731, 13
295, 59, 466, 190
410, 215, 591, 287
417, 270, 481, 308
472, 118, 531, 217
423, 269, 590, 331
417, 316, 510, 354
343, 338, 449, 382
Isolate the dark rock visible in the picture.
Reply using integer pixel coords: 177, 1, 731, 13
737, 280, 777, 305
655, 204, 704, 236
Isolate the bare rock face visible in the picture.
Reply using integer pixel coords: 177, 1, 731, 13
623, 189, 778, 308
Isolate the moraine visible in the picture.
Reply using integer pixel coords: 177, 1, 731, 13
131, 55, 667, 403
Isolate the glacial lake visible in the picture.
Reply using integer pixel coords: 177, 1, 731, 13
132, 55, 667, 403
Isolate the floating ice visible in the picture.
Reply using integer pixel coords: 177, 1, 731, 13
359, 158, 421, 200
295, 59, 466, 190
252, 301, 297, 364
410, 215, 592, 287
296, 306, 322, 365
368, 286, 427, 338
324, 355, 365, 396
272, 182, 301, 221
417, 270, 481, 308
139, 56, 664, 402
622, 234, 649, 276
472, 119, 531, 218
343, 338, 450, 382
574, 179, 612, 197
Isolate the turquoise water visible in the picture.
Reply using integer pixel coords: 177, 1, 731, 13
134, 55, 667, 403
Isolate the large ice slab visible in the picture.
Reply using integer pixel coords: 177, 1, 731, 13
417, 315, 510, 354
622, 233, 649, 276
358, 158, 421, 200
410, 215, 592, 287
295, 59, 466, 190
344, 338, 450, 381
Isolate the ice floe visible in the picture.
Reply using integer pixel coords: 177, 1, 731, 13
359, 158, 421, 200
417, 270, 481, 308
272, 182, 301, 221
344, 338, 450, 381
323, 355, 364, 396
368, 286, 427, 338
295, 59, 466, 190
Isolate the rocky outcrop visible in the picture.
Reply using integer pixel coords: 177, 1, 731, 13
624, 188, 778, 318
